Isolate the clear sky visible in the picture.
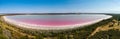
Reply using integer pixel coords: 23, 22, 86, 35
0, 0, 120, 13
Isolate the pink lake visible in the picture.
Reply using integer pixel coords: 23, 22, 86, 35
4, 14, 112, 26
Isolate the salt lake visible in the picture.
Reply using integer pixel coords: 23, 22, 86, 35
2, 14, 112, 30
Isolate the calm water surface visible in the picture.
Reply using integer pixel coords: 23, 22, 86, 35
4, 14, 111, 26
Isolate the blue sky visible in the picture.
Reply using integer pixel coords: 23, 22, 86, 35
0, 0, 120, 13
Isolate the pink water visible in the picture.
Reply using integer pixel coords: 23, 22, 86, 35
5, 14, 110, 26
13, 19, 95, 26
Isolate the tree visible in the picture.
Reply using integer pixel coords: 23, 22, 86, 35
20, 35, 28, 39
36, 34, 44, 39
